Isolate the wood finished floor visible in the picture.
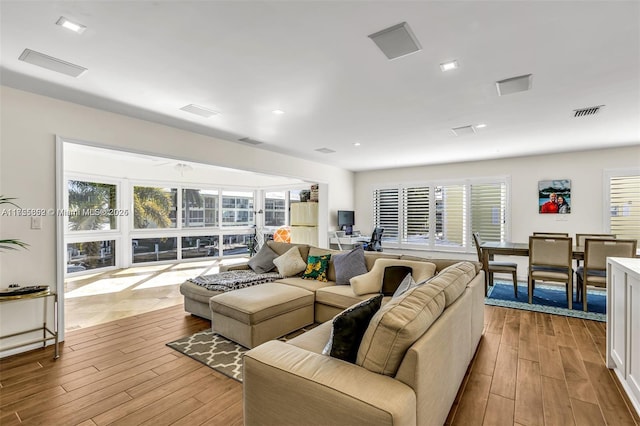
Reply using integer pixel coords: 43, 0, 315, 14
1, 305, 638, 425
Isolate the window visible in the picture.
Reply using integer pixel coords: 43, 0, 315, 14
67, 240, 115, 273
67, 180, 117, 231
221, 234, 252, 256
264, 191, 286, 227
181, 235, 219, 258
132, 237, 178, 263
182, 189, 218, 227
373, 179, 508, 251
133, 186, 177, 229
222, 191, 254, 226
608, 173, 640, 243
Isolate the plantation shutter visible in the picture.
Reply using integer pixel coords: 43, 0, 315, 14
435, 185, 466, 247
402, 186, 429, 245
471, 183, 506, 243
373, 188, 399, 242
610, 175, 640, 243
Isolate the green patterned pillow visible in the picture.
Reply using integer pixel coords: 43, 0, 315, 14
302, 254, 331, 282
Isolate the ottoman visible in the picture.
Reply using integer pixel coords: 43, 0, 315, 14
209, 282, 314, 348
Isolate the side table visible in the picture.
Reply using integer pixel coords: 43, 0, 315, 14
0, 288, 59, 359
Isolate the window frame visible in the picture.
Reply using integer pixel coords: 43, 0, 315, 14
603, 168, 640, 243
372, 176, 510, 253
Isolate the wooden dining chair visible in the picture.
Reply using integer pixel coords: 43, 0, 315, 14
528, 236, 573, 309
576, 238, 637, 311
472, 232, 518, 297
532, 232, 569, 237
575, 233, 615, 246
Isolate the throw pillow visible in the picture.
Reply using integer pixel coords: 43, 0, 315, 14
272, 246, 307, 277
333, 246, 368, 285
302, 254, 331, 282
381, 265, 413, 296
322, 295, 383, 363
247, 243, 279, 273
392, 273, 416, 298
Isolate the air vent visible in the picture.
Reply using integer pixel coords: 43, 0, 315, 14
18, 48, 87, 77
315, 147, 336, 154
496, 74, 532, 96
238, 137, 264, 145
368, 22, 422, 60
180, 104, 219, 118
451, 125, 476, 136
573, 105, 604, 117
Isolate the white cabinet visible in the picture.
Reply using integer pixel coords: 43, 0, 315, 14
290, 202, 318, 245
607, 257, 640, 416
290, 202, 318, 226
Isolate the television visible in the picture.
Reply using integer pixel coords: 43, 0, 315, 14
337, 210, 355, 235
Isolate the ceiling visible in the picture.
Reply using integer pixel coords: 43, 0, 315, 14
1, 1, 639, 172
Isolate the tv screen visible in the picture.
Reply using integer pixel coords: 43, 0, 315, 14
337, 210, 355, 230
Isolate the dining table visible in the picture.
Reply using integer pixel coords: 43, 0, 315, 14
479, 241, 586, 293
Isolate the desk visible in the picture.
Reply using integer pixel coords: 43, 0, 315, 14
329, 236, 370, 250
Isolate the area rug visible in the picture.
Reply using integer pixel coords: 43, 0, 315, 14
166, 325, 316, 382
485, 281, 606, 322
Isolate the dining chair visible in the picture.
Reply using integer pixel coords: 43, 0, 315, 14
576, 238, 637, 311
472, 232, 518, 297
528, 236, 573, 309
532, 232, 569, 237
575, 233, 615, 246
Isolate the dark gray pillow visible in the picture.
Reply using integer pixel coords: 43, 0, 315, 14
248, 243, 278, 273
322, 295, 383, 363
392, 273, 416, 298
333, 245, 368, 285
382, 265, 413, 296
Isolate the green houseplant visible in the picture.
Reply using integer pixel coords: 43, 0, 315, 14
0, 196, 29, 251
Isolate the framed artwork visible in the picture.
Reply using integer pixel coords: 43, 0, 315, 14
538, 179, 571, 214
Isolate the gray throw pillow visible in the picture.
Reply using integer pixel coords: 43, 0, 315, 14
322, 294, 383, 363
248, 243, 279, 273
333, 245, 369, 285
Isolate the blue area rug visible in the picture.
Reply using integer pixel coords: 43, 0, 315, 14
485, 282, 606, 322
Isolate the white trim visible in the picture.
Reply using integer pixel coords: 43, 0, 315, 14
55, 136, 66, 343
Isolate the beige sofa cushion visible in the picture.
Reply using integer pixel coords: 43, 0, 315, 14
350, 259, 437, 296
268, 241, 311, 262
356, 282, 445, 376
277, 277, 335, 292
427, 261, 477, 307
273, 246, 307, 277
315, 285, 379, 310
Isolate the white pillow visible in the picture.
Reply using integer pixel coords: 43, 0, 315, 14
273, 246, 307, 277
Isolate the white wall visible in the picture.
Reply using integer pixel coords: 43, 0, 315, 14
355, 145, 640, 276
0, 86, 354, 355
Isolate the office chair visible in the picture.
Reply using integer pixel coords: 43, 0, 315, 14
365, 227, 384, 252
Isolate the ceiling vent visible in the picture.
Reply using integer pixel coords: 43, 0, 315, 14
451, 125, 476, 136
315, 147, 336, 154
573, 105, 604, 117
238, 137, 264, 146
18, 48, 87, 77
368, 22, 422, 60
496, 74, 532, 96
180, 104, 218, 118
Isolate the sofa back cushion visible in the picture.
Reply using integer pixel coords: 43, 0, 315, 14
363, 252, 400, 271
356, 282, 446, 376
400, 255, 482, 274
268, 241, 311, 263
427, 261, 477, 308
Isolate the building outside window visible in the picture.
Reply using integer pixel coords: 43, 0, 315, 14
222, 191, 254, 226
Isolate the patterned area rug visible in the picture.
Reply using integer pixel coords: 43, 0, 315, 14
485, 281, 606, 322
166, 326, 316, 382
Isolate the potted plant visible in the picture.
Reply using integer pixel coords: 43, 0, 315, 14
0, 196, 29, 251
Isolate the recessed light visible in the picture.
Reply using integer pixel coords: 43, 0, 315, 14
440, 60, 459, 72
56, 16, 86, 34
353, 142, 361, 147
272, 109, 285, 115
475, 123, 487, 129
180, 104, 219, 118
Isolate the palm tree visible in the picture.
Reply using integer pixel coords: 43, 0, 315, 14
0, 196, 29, 251
133, 186, 173, 228
67, 180, 116, 231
